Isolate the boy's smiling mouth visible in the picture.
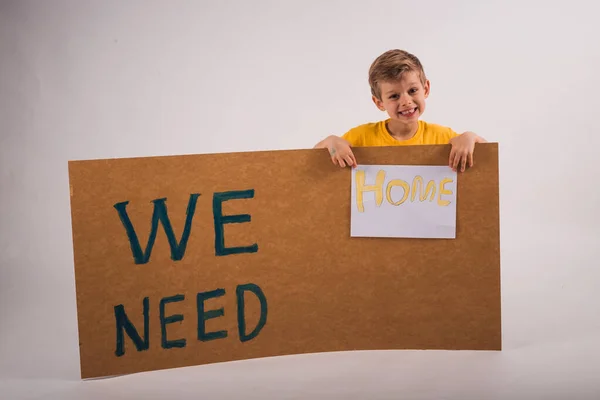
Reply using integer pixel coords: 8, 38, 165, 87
399, 107, 417, 117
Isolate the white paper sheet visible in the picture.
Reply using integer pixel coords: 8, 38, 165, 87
350, 165, 457, 238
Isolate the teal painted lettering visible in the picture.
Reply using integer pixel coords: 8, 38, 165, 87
197, 288, 227, 341
213, 190, 258, 256
236, 283, 268, 342
114, 194, 200, 264
160, 294, 186, 349
114, 297, 150, 356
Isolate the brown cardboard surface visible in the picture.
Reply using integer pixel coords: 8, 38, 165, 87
68, 143, 501, 379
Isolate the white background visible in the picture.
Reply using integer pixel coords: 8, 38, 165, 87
1, 0, 599, 398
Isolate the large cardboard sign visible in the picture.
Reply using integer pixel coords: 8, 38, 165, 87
68, 143, 501, 379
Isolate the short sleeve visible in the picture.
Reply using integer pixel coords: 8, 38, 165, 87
341, 126, 367, 146
431, 124, 459, 144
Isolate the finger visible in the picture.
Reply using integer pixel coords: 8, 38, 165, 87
461, 154, 467, 172
349, 149, 358, 167
337, 156, 346, 168
452, 152, 461, 171
449, 150, 456, 168
344, 155, 354, 168
331, 154, 339, 166
468, 151, 474, 168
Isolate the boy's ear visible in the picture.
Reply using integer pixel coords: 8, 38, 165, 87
372, 95, 386, 111
424, 79, 431, 98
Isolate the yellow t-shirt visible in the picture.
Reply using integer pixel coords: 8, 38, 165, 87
342, 119, 459, 147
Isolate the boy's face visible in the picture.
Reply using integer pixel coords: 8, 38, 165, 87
372, 71, 430, 125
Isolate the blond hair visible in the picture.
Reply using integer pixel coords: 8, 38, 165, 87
368, 49, 427, 100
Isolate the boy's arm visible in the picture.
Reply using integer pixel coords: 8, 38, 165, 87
314, 135, 333, 148
449, 129, 486, 143
465, 131, 488, 143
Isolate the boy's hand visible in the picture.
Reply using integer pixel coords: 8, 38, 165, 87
315, 135, 357, 168
449, 131, 484, 172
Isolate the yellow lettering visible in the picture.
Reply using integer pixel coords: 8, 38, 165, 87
386, 179, 410, 205
356, 170, 454, 211
437, 178, 454, 206
411, 175, 436, 202
355, 170, 385, 212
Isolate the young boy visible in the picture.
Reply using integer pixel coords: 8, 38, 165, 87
314, 49, 486, 172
